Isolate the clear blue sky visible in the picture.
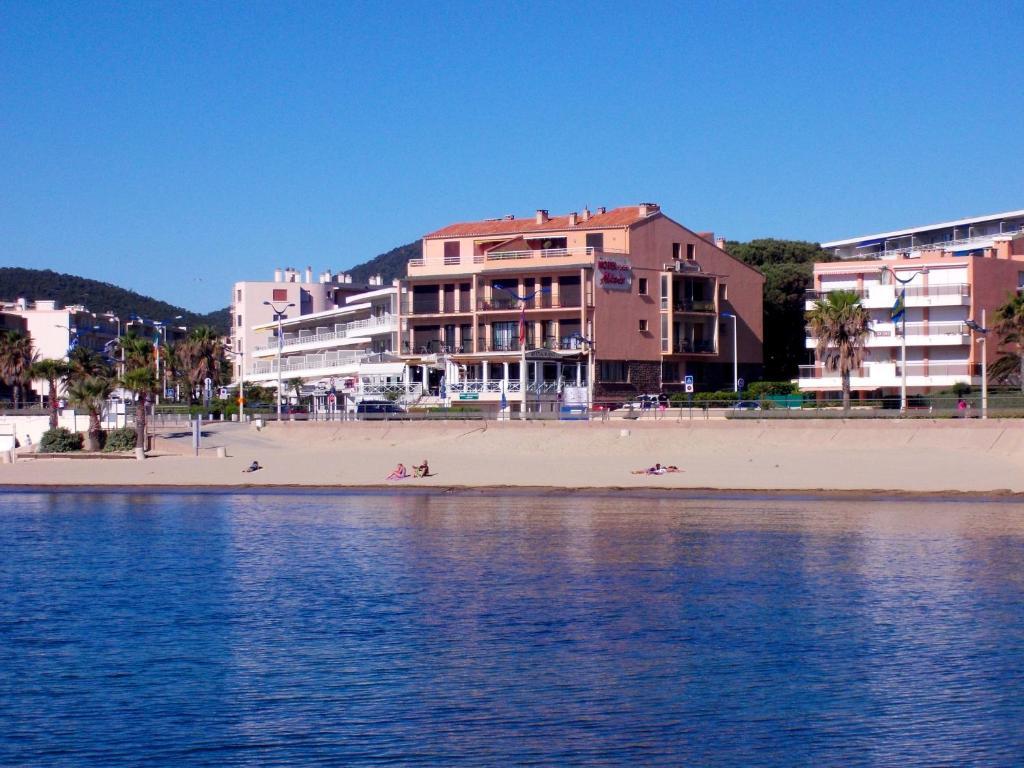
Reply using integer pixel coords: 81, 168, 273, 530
2, 1, 1022, 312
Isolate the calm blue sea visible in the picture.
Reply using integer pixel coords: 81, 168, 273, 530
1, 490, 1024, 766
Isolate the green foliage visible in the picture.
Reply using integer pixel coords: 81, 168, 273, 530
692, 390, 740, 404
746, 381, 799, 397
347, 241, 420, 283
723, 241, 837, 380
102, 427, 137, 452
0, 267, 229, 334
39, 427, 83, 453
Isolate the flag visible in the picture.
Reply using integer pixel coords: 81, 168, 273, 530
518, 304, 526, 347
67, 335, 78, 353
890, 289, 905, 324
500, 387, 508, 410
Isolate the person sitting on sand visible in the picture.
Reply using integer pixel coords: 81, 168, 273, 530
665, 465, 683, 473
387, 463, 409, 481
414, 459, 430, 478
243, 461, 262, 473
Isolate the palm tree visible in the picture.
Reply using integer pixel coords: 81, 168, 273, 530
29, 358, 69, 429
118, 334, 158, 447
67, 376, 113, 451
806, 290, 871, 414
990, 292, 1024, 391
176, 326, 224, 404
68, 346, 111, 384
0, 330, 35, 409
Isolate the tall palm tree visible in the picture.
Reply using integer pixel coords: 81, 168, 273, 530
806, 290, 871, 414
67, 376, 113, 451
68, 346, 111, 384
117, 333, 158, 446
177, 326, 224, 404
29, 358, 69, 429
990, 292, 1024, 391
0, 330, 35, 409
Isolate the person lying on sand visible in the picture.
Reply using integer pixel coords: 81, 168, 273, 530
630, 463, 683, 475
243, 461, 262, 473
387, 463, 409, 481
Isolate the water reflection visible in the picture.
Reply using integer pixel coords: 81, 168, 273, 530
1, 492, 1023, 765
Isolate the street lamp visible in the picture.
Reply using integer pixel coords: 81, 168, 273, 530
492, 284, 551, 420
966, 312, 988, 420
720, 312, 738, 392
263, 300, 295, 421
880, 265, 928, 412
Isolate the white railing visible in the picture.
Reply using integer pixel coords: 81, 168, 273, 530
250, 350, 372, 376
360, 382, 423, 399
409, 247, 627, 269
869, 321, 967, 337
856, 227, 1024, 259
253, 314, 396, 353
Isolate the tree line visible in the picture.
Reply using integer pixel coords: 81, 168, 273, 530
0, 326, 226, 450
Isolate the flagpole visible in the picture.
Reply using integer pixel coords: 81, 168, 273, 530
901, 306, 907, 413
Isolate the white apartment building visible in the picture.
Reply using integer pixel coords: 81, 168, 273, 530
801, 210, 1024, 395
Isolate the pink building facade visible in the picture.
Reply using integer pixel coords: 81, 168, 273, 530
401, 203, 764, 407
801, 210, 1024, 395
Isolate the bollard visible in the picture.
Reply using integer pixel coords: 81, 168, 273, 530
216, 447, 227, 458
134, 447, 146, 461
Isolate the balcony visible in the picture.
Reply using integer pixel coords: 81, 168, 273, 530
672, 300, 716, 313
408, 246, 622, 277
248, 350, 376, 379
806, 321, 970, 349
806, 284, 970, 310
252, 314, 397, 356
797, 362, 976, 391
477, 295, 585, 311
668, 340, 716, 355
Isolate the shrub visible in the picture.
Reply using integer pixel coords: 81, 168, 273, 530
39, 428, 83, 453
102, 427, 137, 452
693, 390, 740, 404
747, 381, 799, 397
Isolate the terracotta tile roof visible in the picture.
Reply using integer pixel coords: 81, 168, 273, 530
423, 206, 659, 239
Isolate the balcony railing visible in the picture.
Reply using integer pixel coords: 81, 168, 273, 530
671, 340, 716, 355
672, 300, 716, 313
254, 314, 396, 353
854, 227, 1024, 259
477, 296, 583, 311
798, 363, 976, 379
250, 350, 374, 376
409, 246, 626, 269
797, 365, 870, 379
806, 284, 970, 302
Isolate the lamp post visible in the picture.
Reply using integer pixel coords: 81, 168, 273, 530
720, 311, 738, 392
263, 300, 295, 421
880, 266, 928, 412
492, 284, 550, 420
966, 310, 988, 420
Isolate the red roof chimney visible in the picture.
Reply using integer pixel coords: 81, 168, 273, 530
535, 209, 549, 224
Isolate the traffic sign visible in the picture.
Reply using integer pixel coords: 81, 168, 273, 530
684, 375, 694, 387
459, 393, 480, 400
685, 383, 694, 393
737, 377, 745, 390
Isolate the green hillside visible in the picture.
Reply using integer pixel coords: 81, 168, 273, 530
347, 241, 419, 284
0, 267, 229, 333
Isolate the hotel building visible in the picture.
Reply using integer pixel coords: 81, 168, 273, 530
402, 203, 764, 409
799, 209, 1024, 395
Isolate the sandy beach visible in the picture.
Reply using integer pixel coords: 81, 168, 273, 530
2, 417, 1023, 496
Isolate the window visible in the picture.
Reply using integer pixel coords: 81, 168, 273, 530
237, 314, 243, 327
638, 319, 649, 333
638, 277, 648, 296
599, 361, 628, 382
672, 242, 681, 260
236, 289, 241, 301
719, 283, 728, 301
686, 243, 696, 260
586, 232, 604, 251
444, 241, 461, 265
1018, 271, 1024, 291
272, 288, 288, 302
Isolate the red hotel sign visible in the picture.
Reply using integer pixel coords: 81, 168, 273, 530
597, 257, 632, 291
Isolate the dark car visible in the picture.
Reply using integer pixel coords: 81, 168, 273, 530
732, 400, 762, 411
355, 400, 408, 419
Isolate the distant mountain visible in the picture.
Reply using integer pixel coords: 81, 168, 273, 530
347, 241, 419, 284
0, 267, 229, 334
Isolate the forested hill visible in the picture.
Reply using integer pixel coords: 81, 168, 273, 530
347, 241, 419, 284
0, 267, 229, 333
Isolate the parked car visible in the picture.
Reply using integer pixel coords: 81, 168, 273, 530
355, 400, 408, 419
733, 400, 762, 411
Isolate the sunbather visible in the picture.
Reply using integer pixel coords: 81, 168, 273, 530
243, 460, 262, 473
387, 463, 409, 481
413, 459, 430, 478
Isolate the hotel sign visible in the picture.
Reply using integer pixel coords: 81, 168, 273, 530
597, 257, 632, 291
